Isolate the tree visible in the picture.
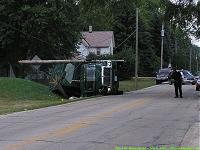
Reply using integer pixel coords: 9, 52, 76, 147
164, 0, 199, 38
79, 0, 114, 31
0, 0, 81, 64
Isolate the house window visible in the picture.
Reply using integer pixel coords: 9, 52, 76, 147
97, 48, 100, 56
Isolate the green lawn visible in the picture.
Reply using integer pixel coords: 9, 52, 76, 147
0, 77, 155, 115
119, 77, 156, 92
0, 77, 65, 115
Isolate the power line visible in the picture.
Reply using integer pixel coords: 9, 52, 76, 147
114, 30, 136, 50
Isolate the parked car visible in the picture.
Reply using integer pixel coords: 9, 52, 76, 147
193, 73, 200, 80
169, 70, 196, 85
156, 68, 171, 84
180, 70, 196, 85
196, 77, 200, 91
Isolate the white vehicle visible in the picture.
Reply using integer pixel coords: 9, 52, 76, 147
169, 70, 196, 85
180, 70, 196, 85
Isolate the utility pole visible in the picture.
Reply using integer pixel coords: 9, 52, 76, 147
189, 48, 192, 72
161, 22, 164, 69
135, 8, 139, 90
174, 38, 179, 68
196, 55, 198, 73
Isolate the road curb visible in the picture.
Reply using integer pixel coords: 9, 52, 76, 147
125, 84, 161, 94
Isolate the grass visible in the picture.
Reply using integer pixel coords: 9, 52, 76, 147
0, 77, 155, 115
119, 77, 156, 92
0, 77, 65, 115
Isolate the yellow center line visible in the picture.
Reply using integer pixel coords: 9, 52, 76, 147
3, 99, 146, 150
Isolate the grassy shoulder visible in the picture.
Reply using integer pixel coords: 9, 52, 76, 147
0, 77, 155, 115
0, 77, 65, 115
119, 77, 155, 92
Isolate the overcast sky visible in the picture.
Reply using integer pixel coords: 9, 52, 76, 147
191, 37, 200, 47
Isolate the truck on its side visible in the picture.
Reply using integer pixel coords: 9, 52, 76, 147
19, 59, 124, 98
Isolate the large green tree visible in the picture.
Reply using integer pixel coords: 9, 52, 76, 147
164, 0, 199, 37
0, 0, 80, 63
79, 0, 114, 31
1, 0, 199, 77
79, 0, 198, 76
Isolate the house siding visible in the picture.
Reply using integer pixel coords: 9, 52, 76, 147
77, 43, 89, 57
88, 47, 111, 55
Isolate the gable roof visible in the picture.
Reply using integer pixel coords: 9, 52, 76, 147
81, 31, 115, 48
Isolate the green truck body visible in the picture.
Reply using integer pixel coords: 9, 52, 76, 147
48, 60, 123, 98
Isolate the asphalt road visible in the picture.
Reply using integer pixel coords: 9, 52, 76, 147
0, 84, 199, 150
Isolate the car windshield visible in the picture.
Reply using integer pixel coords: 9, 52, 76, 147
181, 71, 193, 78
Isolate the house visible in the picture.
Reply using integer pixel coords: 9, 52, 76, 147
77, 27, 115, 58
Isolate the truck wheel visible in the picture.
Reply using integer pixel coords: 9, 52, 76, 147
100, 86, 108, 95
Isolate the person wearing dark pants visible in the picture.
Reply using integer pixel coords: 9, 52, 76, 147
172, 68, 183, 98
174, 81, 182, 98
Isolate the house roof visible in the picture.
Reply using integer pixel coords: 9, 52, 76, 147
81, 31, 115, 48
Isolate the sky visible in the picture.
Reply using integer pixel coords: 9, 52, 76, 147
191, 36, 200, 47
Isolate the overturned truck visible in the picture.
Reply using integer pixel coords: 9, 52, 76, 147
19, 60, 124, 98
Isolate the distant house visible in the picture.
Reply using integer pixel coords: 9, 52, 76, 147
77, 28, 115, 58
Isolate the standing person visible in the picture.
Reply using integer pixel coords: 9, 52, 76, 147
171, 68, 183, 98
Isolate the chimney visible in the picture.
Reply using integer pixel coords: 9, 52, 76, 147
89, 26, 92, 33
